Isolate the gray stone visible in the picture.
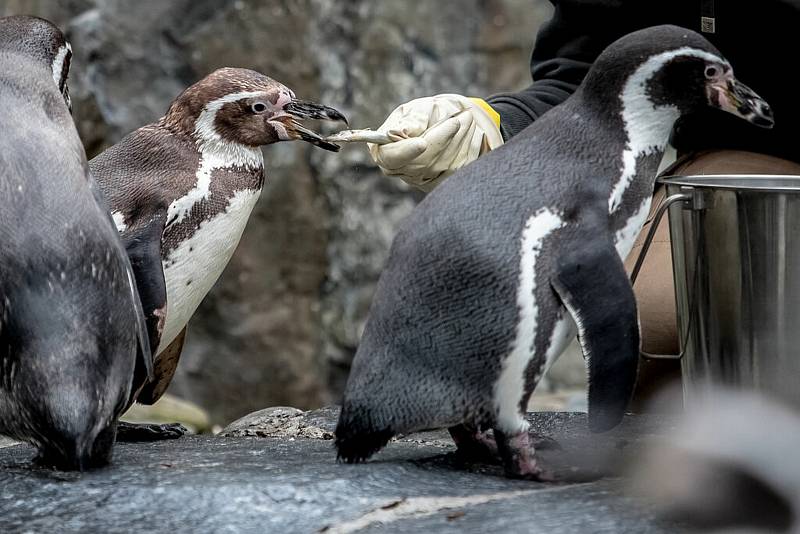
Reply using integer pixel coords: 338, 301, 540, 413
0, 411, 685, 533
221, 406, 334, 440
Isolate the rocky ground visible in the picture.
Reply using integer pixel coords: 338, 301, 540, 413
0, 409, 685, 534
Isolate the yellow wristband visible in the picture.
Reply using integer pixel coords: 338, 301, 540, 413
468, 97, 502, 130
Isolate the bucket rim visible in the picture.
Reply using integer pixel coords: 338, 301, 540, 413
659, 174, 800, 192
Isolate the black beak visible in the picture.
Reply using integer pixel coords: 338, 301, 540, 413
280, 99, 348, 152
708, 78, 774, 129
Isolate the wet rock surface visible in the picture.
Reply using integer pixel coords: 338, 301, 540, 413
0, 410, 684, 533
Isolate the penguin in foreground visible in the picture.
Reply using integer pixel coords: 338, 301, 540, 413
335, 25, 774, 479
0, 16, 152, 469
632, 389, 800, 532
90, 68, 346, 436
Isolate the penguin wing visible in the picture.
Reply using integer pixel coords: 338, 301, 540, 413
124, 256, 155, 386
87, 172, 155, 386
551, 232, 639, 434
121, 208, 168, 383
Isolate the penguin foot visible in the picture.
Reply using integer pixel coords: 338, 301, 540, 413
448, 424, 500, 464
495, 429, 555, 481
116, 422, 188, 442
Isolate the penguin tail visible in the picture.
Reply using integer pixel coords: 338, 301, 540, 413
334, 403, 394, 463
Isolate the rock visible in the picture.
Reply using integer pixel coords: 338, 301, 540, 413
221, 406, 334, 440
0, 411, 684, 533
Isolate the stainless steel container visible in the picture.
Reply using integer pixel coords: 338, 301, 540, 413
660, 175, 800, 406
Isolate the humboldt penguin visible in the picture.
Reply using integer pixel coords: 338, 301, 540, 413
0, 15, 152, 469
90, 68, 346, 433
335, 25, 774, 479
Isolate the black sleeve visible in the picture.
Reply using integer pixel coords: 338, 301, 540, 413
487, 0, 640, 139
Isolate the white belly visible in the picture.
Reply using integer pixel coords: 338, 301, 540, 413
157, 189, 261, 353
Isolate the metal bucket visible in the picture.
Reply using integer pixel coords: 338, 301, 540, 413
654, 175, 800, 406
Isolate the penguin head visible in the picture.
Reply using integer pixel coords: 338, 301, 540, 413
585, 25, 773, 129
164, 67, 347, 152
0, 15, 72, 111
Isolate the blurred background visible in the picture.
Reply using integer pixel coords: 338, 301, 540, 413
0, 0, 562, 427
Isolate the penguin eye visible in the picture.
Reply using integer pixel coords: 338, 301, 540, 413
251, 102, 268, 114
704, 66, 719, 79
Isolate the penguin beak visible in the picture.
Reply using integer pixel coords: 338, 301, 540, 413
271, 99, 348, 152
708, 76, 774, 129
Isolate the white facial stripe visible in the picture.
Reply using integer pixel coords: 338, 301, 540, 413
51, 42, 71, 90
174, 91, 265, 226
193, 90, 267, 170
608, 47, 726, 214
494, 208, 565, 434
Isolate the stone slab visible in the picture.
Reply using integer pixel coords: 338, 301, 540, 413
0, 411, 684, 534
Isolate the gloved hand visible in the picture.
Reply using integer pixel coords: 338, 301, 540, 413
369, 94, 504, 192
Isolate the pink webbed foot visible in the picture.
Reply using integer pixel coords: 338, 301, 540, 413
494, 428, 556, 481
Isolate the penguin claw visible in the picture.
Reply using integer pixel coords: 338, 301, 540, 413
116, 422, 188, 442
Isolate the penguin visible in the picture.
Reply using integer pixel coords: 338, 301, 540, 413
0, 15, 72, 109
89, 68, 346, 435
335, 25, 774, 479
0, 16, 152, 470
633, 389, 800, 532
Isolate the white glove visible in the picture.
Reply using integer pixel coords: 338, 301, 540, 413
369, 94, 504, 192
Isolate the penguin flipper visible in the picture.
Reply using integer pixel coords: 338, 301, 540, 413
122, 210, 168, 395
136, 326, 186, 405
127, 258, 154, 386
551, 236, 639, 433
86, 171, 155, 395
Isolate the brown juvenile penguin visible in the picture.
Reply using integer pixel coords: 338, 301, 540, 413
90, 68, 346, 437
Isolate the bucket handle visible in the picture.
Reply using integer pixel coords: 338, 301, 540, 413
630, 192, 695, 361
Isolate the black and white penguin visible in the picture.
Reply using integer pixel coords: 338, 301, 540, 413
90, 68, 346, 421
335, 25, 774, 479
0, 16, 151, 469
